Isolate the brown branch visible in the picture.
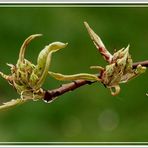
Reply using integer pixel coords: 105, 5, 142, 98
43, 60, 148, 102
132, 60, 148, 69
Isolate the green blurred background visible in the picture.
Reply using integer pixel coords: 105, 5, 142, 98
0, 5, 147, 143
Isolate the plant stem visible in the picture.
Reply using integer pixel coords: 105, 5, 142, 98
43, 60, 148, 102
132, 60, 148, 69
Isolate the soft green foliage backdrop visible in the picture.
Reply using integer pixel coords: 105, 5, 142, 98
0, 6, 147, 142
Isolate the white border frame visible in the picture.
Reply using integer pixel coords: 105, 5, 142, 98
0, 3, 147, 147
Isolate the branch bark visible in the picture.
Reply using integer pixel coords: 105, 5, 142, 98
43, 60, 148, 102
132, 60, 148, 69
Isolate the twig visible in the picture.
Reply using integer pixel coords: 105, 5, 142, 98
43, 60, 148, 102
132, 60, 148, 69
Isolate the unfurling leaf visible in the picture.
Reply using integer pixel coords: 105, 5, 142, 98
49, 71, 100, 81
84, 21, 113, 63
0, 99, 27, 111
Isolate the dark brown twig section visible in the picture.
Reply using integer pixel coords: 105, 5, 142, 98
44, 80, 94, 102
44, 60, 148, 102
132, 60, 148, 69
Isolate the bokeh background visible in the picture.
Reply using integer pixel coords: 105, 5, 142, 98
0, 5, 147, 142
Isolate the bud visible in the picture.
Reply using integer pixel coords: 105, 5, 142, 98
0, 34, 67, 110
85, 22, 146, 95
97, 45, 146, 96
